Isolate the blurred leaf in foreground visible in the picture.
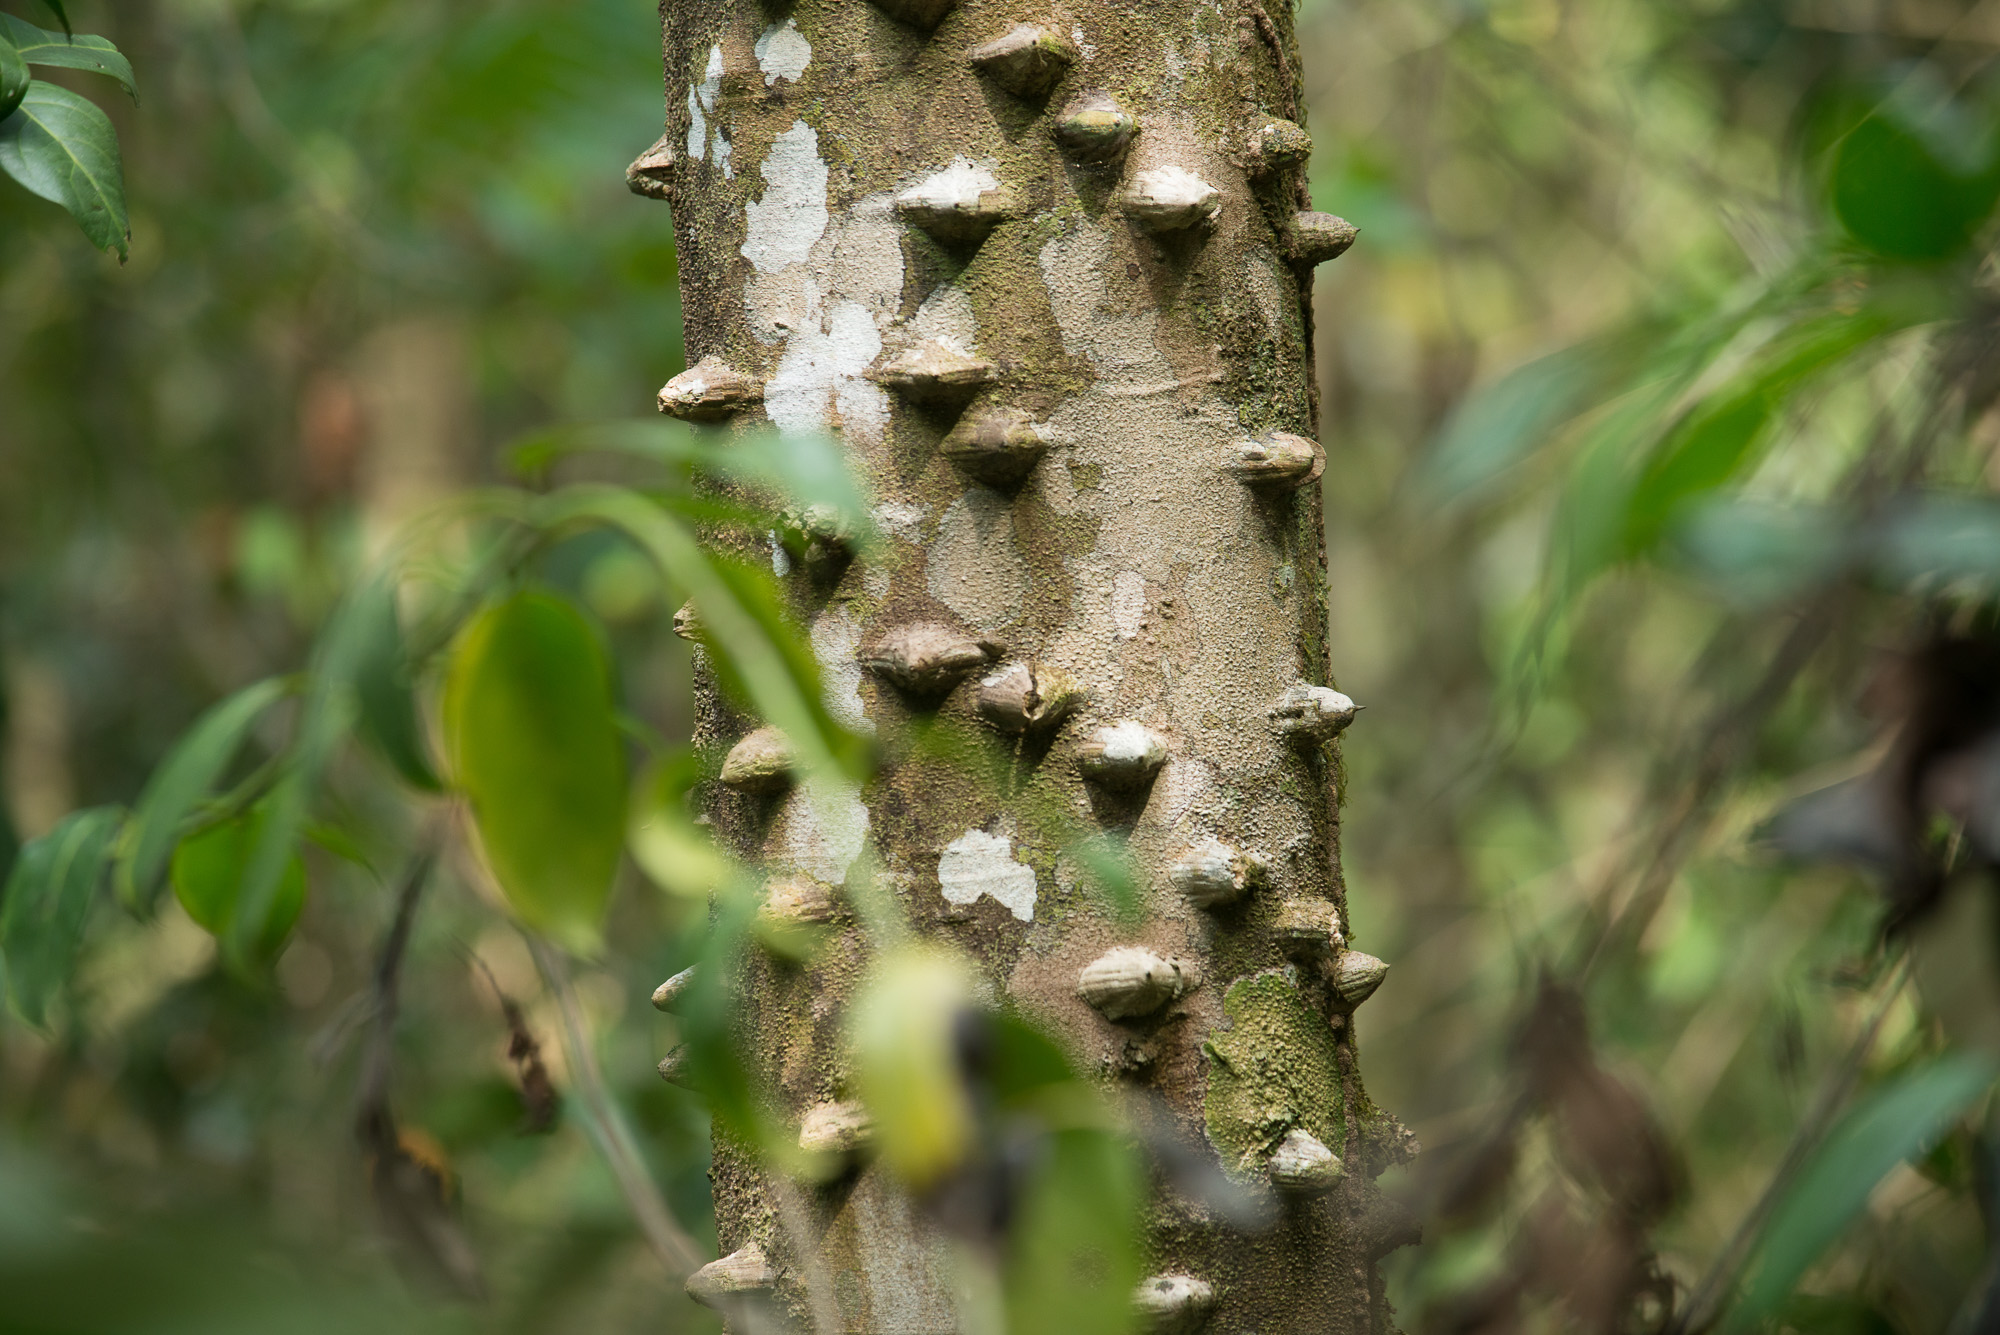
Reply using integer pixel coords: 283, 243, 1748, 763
1729, 1054, 1996, 1328
848, 945, 981, 1190
116, 676, 292, 915
444, 589, 626, 955
628, 747, 735, 899
0, 806, 122, 1030
171, 805, 309, 963
1831, 108, 2000, 262
352, 579, 441, 792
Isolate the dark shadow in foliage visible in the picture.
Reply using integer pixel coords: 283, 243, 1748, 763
1763, 613, 2000, 935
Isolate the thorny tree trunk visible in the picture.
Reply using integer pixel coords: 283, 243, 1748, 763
636, 1, 1417, 1330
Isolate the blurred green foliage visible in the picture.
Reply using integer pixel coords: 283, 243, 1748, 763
8, 0, 2000, 1331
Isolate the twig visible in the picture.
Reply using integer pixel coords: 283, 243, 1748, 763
525, 935, 707, 1279
356, 839, 438, 1151
355, 833, 486, 1301
1668, 956, 1913, 1334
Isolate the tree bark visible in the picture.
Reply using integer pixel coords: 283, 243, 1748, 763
645, 2, 1415, 1330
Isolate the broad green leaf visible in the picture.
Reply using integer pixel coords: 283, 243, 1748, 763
675, 884, 770, 1141
352, 579, 441, 791
116, 677, 292, 915
539, 486, 868, 784
1623, 311, 1901, 558
443, 590, 627, 954
171, 807, 308, 962
1004, 1128, 1144, 1335
0, 28, 27, 119
0, 807, 123, 1030
229, 582, 376, 969
1729, 1054, 1997, 1327
0, 82, 125, 256
848, 946, 980, 1188
629, 750, 736, 899
0, 17, 136, 99
1621, 392, 1774, 556
1832, 113, 2000, 261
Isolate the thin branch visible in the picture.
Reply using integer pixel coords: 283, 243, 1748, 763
355, 838, 439, 1150
525, 935, 707, 1280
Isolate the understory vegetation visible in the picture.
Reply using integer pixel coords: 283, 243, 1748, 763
8, 0, 2000, 1330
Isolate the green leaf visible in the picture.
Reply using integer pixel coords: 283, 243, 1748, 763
848, 946, 981, 1188
228, 584, 377, 970
443, 589, 627, 954
1831, 113, 2000, 261
352, 579, 441, 791
116, 677, 292, 915
1623, 312, 1901, 558
1004, 1127, 1144, 1335
1729, 1054, 1997, 1327
511, 422, 876, 543
0, 81, 126, 257
170, 806, 308, 962
0, 807, 123, 1030
0, 27, 27, 119
36, 1, 68, 37
628, 749, 737, 899
1621, 392, 1775, 557
538, 486, 868, 785
0, 17, 136, 99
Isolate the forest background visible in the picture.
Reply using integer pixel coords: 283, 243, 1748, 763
7, 0, 2000, 1330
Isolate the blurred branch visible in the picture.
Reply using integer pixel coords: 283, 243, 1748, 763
354, 828, 486, 1301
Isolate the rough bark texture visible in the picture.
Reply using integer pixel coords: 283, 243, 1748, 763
646, 2, 1415, 1330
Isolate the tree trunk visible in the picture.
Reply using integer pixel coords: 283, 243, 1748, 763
644, 2, 1416, 1330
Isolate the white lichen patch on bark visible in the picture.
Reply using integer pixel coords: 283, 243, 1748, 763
686, 44, 731, 176
764, 300, 889, 441
774, 779, 870, 886
938, 829, 1038, 921
741, 143, 903, 446
753, 18, 810, 86
927, 492, 1028, 631
742, 121, 829, 274
811, 603, 871, 733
